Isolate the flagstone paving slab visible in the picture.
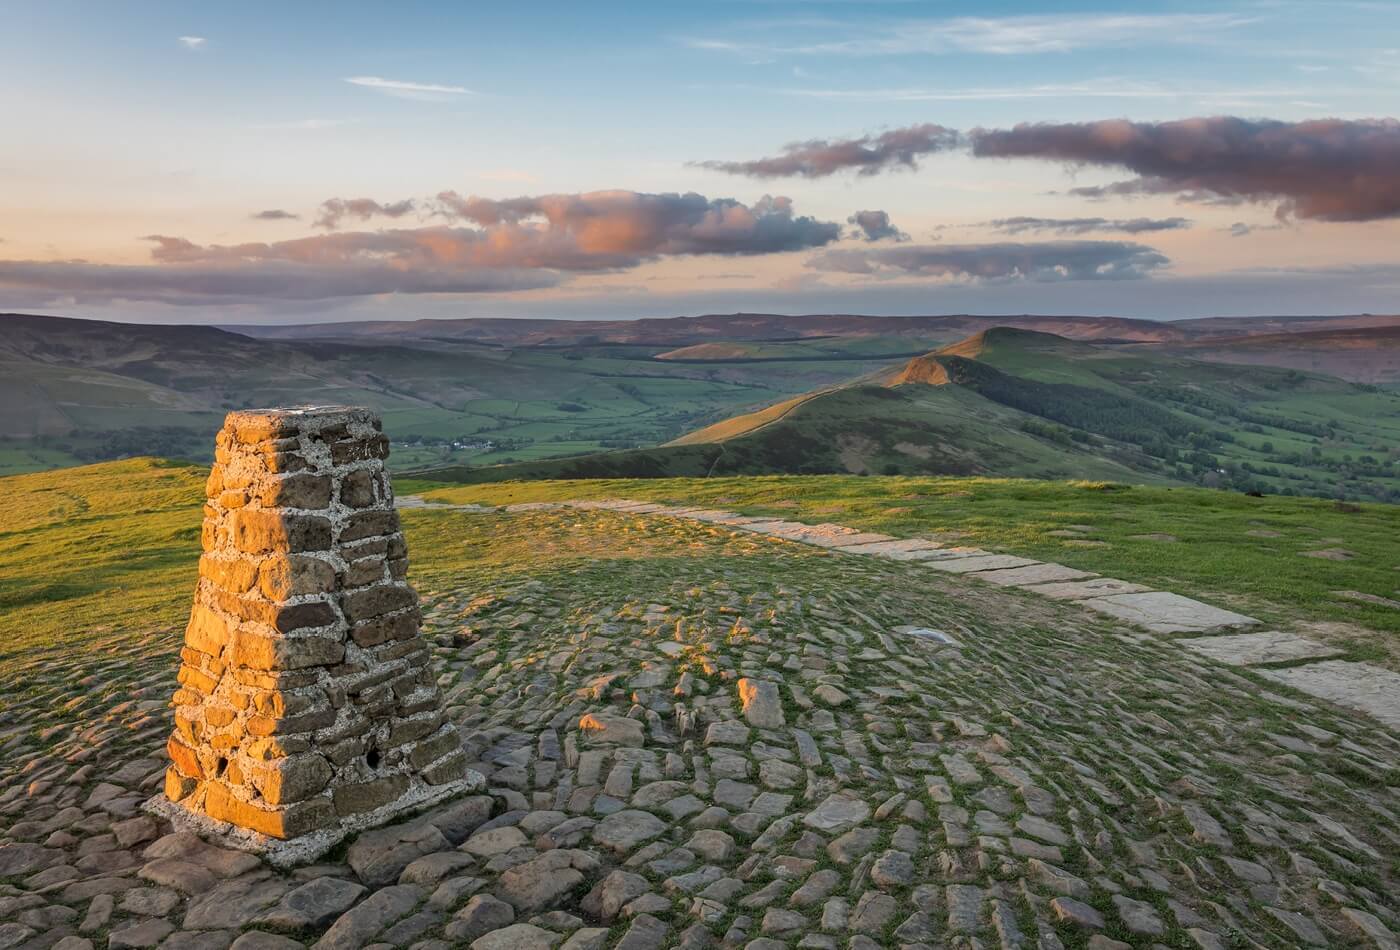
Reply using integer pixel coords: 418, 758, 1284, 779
923, 553, 1042, 574
1082, 590, 1261, 634
1179, 631, 1344, 667
1019, 577, 1153, 600
832, 538, 978, 561
968, 562, 1099, 587
1258, 661, 1400, 729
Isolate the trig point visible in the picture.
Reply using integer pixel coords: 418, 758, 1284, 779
148, 406, 477, 865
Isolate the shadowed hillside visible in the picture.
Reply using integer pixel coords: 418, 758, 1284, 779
7, 311, 1400, 487
440, 327, 1400, 501
0, 313, 916, 474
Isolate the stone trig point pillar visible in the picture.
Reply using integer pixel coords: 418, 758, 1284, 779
148, 406, 477, 865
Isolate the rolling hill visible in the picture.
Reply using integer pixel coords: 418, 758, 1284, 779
0, 313, 919, 475
6, 311, 1400, 491
437, 327, 1400, 502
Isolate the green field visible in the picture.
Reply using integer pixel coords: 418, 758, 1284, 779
5, 458, 1397, 672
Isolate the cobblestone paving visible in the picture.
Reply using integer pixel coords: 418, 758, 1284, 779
2, 507, 1397, 949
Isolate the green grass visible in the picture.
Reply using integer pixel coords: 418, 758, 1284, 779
5, 459, 1398, 667
407, 473, 1400, 643
0, 444, 85, 476
0, 458, 205, 660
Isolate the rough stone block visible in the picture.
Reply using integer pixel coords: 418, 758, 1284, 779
333, 774, 410, 817
184, 605, 232, 656
341, 583, 417, 624
233, 510, 333, 555
256, 474, 333, 510
339, 469, 377, 508
199, 554, 260, 593
259, 555, 336, 600
250, 753, 334, 806
341, 509, 400, 542
204, 782, 334, 839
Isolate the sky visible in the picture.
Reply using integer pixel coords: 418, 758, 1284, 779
2, 0, 1399, 324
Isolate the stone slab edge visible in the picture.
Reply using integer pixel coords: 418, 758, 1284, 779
143, 768, 484, 868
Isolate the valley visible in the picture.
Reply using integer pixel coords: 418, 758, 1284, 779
5, 312, 1400, 504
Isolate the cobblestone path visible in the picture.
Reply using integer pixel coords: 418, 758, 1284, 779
1, 506, 1396, 949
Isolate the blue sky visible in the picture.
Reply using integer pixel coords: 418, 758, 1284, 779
2, 1, 1398, 322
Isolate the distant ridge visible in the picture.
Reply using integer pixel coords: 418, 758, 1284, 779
220, 310, 1400, 349
444, 324, 1400, 503
884, 328, 1087, 385
5, 311, 1400, 490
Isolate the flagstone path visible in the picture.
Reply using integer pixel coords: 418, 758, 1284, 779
558, 498, 1400, 731
0, 501, 1395, 949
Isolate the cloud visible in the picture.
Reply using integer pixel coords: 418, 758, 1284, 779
807, 240, 1169, 282
314, 198, 417, 230
343, 76, 475, 100
768, 79, 1304, 104
847, 210, 908, 242
431, 190, 840, 256
696, 123, 959, 179
251, 209, 300, 221
969, 117, 1400, 222
684, 13, 1251, 57
1225, 221, 1286, 238
0, 257, 551, 307
178, 36, 206, 51
984, 216, 1191, 235
0, 190, 840, 306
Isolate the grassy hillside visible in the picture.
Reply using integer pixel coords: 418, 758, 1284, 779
8, 311, 1400, 485
935, 329, 1400, 500
0, 458, 205, 659
502, 327, 1399, 501
4, 460, 1398, 667
0, 314, 910, 476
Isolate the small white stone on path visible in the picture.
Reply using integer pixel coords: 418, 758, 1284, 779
925, 554, 1040, 574
969, 562, 1097, 587
1179, 631, 1342, 667
1022, 578, 1151, 601
1082, 591, 1259, 634
892, 626, 962, 648
1258, 661, 1400, 729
